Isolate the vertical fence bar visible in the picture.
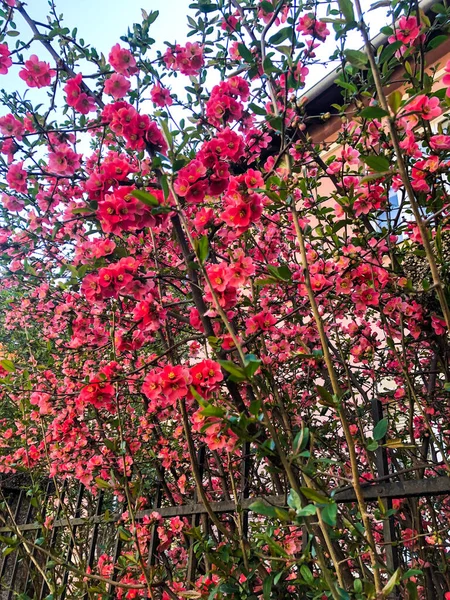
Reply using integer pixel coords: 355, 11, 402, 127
0, 488, 23, 595
38, 482, 68, 600
241, 442, 251, 540
371, 397, 399, 578
187, 444, 205, 584
7, 489, 34, 600
22, 481, 53, 598
59, 484, 85, 600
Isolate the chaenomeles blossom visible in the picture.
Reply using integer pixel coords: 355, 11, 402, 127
443, 59, 450, 98
0, 43, 12, 75
2, 193, 24, 212
388, 16, 421, 46
104, 73, 131, 99
6, 161, 27, 192
47, 145, 82, 176
0, 114, 24, 139
150, 83, 173, 107
296, 14, 330, 41
108, 43, 138, 77
429, 134, 450, 151
405, 94, 442, 121
64, 73, 97, 114
19, 55, 56, 88
163, 42, 204, 76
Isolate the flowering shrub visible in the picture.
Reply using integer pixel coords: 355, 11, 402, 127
0, 0, 449, 599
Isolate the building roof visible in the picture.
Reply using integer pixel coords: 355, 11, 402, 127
302, 0, 441, 118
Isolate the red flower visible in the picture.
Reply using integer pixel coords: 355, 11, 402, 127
104, 73, 131, 99
6, 161, 27, 193
296, 14, 330, 41
78, 379, 115, 410
160, 365, 191, 404
150, 84, 173, 107
0, 44, 12, 75
190, 359, 223, 397
19, 55, 56, 88
108, 44, 138, 77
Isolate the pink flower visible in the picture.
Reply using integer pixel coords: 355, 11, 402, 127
104, 73, 131, 99
190, 359, 223, 397
429, 134, 450, 151
352, 285, 380, 312
206, 263, 232, 293
296, 14, 329, 41
163, 42, 204, 76
160, 365, 191, 404
406, 95, 442, 121
2, 194, 24, 212
388, 16, 420, 45
0, 114, 24, 139
6, 161, 27, 192
150, 84, 173, 107
443, 60, 450, 97
48, 144, 82, 176
19, 55, 56, 88
0, 43, 12, 75
108, 44, 137, 77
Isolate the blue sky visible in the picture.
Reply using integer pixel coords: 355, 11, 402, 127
13, 0, 385, 84
1, 0, 389, 114
22, 0, 190, 54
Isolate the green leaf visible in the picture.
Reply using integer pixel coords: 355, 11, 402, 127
321, 502, 337, 526
263, 574, 273, 600
237, 43, 253, 62
293, 427, 309, 454
267, 264, 292, 282
344, 49, 368, 69
118, 526, 132, 541
362, 154, 390, 172
428, 34, 448, 50
248, 500, 290, 520
219, 583, 239, 594
197, 235, 209, 264
296, 504, 317, 517
366, 439, 379, 451
379, 40, 402, 64
382, 568, 401, 595
0, 359, 15, 373
249, 397, 261, 416
243, 354, 261, 378
131, 190, 159, 207
359, 106, 389, 119
316, 385, 335, 406
198, 2, 218, 12
249, 103, 266, 116
287, 489, 302, 511
217, 360, 247, 382
261, 0, 275, 11
338, 0, 355, 22
263, 55, 277, 75
95, 477, 112, 490
200, 404, 225, 418
300, 565, 314, 585
402, 569, 423, 580
388, 90, 403, 114
373, 417, 388, 441
300, 487, 331, 504
269, 26, 292, 45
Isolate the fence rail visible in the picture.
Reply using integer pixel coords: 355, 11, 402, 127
1, 474, 450, 599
